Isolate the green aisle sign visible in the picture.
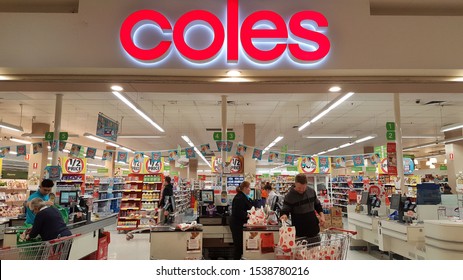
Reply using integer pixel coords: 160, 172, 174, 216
164, 166, 171, 171
97, 168, 109, 174
227, 132, 235, 140
287, 166, 298, 171
45, 132, 54, 141
366, 166, 377, 172
440, 165, 448, 170
213, 132, 222, 141
273, 172, 282, 176
386, 131, 396, 141
386, 122, 395, 131
59, 132, 68, 141
352, 167, 363, 172
170, 171, 179, 176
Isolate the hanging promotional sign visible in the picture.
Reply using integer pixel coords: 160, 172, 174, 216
61, 157, 87, 174
86, 147, 97, 159
236, 144, 247, 156
117, 151, 128, 163
268, 151, 279, 163
185, 147, 196, 158
32, 143, 43, 154
120, 0, 330, 66
200, 144, 211, 156
333, 156, 346, 168
297, 156, 319, 174
129, 157, 143, 174
211, 156, 244, 174
144, 157, 165, 174
403, 158, 415, 175
16, 145, 27, 156
318, 156, 331, 174
284, 154, 295, 165
352, 155, 364, 167
252, 148, 263, 160
96, 113, 119, 142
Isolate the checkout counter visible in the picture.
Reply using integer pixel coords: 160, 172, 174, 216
2, 195, 117, 260
242, 225, 280, 260
424, 220, 463, 259
347, 205, 385, 249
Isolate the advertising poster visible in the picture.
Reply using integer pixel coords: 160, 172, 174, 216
252, 148, 263, 160
368, 153, 380, 165
96, 112, 119, 142
334, 156, 346, 168
32, 143, 43, 154
236, 144, 247, 156
298, 156, 319, 174
0, 147, 10, 158
45, 165, 61, 181
284, 154, 295, 165
70, 144, 81, 157
134, 152, 144, 162
50, 140, 58, 152
86, 147, 96, 159
102, 150, 114, 161
318, 156, 331, 174
352, 155, 364, 167
168, 150, 179, 161
387, 153, 398, 175
403, 158, 415, 175
200, 144, 211, 156
378, 158, 388, 174
268, 151, 279, 163
117, 151, 128, 163
151, 152, 162, 161
185, 147, 196, 158
60, 157, 87, 174
16, 145, 27, 156
59, 141, 66, 151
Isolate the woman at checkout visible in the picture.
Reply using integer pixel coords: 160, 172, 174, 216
24, 198, 72, 241
229, 181, 253, 260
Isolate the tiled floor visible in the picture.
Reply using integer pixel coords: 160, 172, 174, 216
106, 223, 385, 260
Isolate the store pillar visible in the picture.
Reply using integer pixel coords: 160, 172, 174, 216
27, 122, 50, 181
188, 158, 198, 181
444, 129, 463, 192
243, 123, 256, 183
105, 146, 116, 177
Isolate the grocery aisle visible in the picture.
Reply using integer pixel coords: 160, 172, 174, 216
105, 222, 383, 260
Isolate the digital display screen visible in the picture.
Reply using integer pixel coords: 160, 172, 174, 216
390, 194, 401, 210
360, 191, 369, 205
200, 190, 214, 203
59, 191, 78, 205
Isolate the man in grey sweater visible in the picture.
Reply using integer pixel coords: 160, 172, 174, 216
280, 173, 326, 241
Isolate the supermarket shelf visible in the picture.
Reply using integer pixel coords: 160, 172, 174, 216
126, 181, 144, 183
123, 189, 142, 192
140, 208, 157, 211
142, 190, 160, 192
116, 226, 137, 230
142, 199, 159, 202
333, 203, 347, 207
94, 198, 120, 202
332, 198, 348, 202
58, 180, 84, 183
121, 198, 141, 201
120, 207, 140, 210
0, 188, 28, 192
143, 182, 162, 184
118, 217, 141, 220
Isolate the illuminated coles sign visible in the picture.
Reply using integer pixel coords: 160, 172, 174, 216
120, 0, 330, 64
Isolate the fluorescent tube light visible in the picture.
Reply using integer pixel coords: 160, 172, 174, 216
9, 137, 31, 145
339, 142, 354, 149
355, 135, 376, 144
263, 136, 284, 154
304, 135, 355, 139
311, 92, 355, 123
121, 147, 133, 152
105, 142, 120, 148
112, 91, 165, 133
0, 121, 24, 132
441, 123, 463, 132
181, 135, 211, 168
226, 70, 242, 77
111, 85, 124, 91
118, 135, 164, 139
9, 151, 17, 155
84, 133, 105, 143
298, 92, 354, 131
327, 147, 339, 152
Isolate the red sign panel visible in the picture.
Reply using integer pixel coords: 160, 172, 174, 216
387, 142, 396, 153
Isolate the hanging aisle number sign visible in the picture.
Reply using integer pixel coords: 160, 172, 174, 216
386, 122, 396, 141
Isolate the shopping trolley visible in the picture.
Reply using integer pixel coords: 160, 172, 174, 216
0, 234, 80, 260
275, 228, 357, 260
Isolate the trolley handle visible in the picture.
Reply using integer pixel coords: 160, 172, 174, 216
326, 227, 357, 235
48, 233, 81, 244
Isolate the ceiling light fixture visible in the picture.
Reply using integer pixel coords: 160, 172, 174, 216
181, 135, 211, 168
262, 136, 284, 154
121, 147, 133, 153
298, 92, 355, 131
329, 86, 342, 92
9, 137, 31, 145
112, 91, 165, 133
226, 70, 242, 77
443, 136, 463, 144
441, 123, 463, 132
22, 133, 79, 139
402, 135, 442, 139
84, 133, 105, 143
117, 135, 165, 139
0, 121, 24, 132
111, 85, 124, 91
452, 77, 463, 82
105, 142, 120, 148
403, 141, 441, 151
217, 77, 250, 83
354, 135, 376, 144
304, 135, 355, 139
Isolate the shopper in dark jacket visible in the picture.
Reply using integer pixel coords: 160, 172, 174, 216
26, 197, 72, 241
280, 173, 325, 242
160, 176, 174, 223
230, 181, 253, 260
